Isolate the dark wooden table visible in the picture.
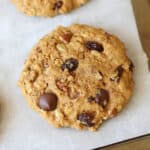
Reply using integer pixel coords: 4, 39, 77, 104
132, 0, 150, 69
95, 134, 150, 150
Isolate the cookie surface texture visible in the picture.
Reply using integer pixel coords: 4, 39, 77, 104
18, 24, 134, 131
12, 0, 88, 17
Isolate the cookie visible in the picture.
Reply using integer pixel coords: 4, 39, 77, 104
12, 0, 88, 17
18, 24, 134, 131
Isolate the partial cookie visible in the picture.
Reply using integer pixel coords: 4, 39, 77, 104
12, 0, 88, 17
18, 24, 134, 131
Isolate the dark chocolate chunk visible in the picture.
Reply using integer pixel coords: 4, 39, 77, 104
62, 58, 78, 72
87, 96, 95, 103
110, 65, 124, 82
85, 41, 104, 52
87, 89, 109, 108
77, 112, 94, 127
38, 93, 58, 111
95, 89, 109, 108
117, 65, 124, 79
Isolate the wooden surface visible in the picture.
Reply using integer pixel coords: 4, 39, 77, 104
98, 135, 150, 150
132, 0, 150, 69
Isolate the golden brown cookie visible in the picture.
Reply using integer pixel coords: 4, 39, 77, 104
18, 24, 134, 131
12, 0, 88, 17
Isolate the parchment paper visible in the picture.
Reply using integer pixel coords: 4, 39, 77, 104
0, 0, 150, 149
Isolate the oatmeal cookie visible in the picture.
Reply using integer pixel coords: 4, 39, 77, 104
12, 0, 88, 17
18, 24, 134, 131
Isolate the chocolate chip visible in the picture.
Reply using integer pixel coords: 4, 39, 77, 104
95, 89, 109, 108
87, 89, 109, 108
129, 61, 134, 72
110, 65, 124, 82
85, 41, 104, 52
62, 58, 78, 72
38, 93, 58, 111
77, 112, 94, 127
87, 96, 95, 103
53, 1, 63, 10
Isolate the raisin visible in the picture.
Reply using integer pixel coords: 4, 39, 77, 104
117, 65, 124, 79
77, 112, 94, 127
88, 89, 109, 108
87, 96, 95, 103
62, 58, 78, 72
85, 41, 104, 52
95, 89, 109, 108
110, 65, 124, 82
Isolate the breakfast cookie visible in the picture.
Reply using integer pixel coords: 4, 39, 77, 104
12, 0, 88, 17
18, 24, 134, 131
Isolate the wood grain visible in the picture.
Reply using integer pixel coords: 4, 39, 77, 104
97, 135, 150, 150
132, 0, 150, 70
